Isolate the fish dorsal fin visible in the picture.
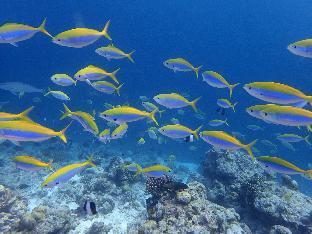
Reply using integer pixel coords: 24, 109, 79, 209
87, 65, 97, 69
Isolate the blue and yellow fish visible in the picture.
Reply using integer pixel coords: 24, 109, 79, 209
41, 157, 96, 188
13, 156, 53, 171
0, 18, 51, 46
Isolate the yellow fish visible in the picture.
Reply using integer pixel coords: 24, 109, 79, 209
0, 106, 34, 121
135, 164, 171, 177
100, 106, 158, 125
153, 93, 201, 112
111, 123, 128, 139
13, 156, 53, 171
287, 39, 312, 58
98, 129, 111, 143
41, 157, 96, 188
202, 71, 239, 98
86, 79, 123, 96
0, 120, 71, 144
60, 104, 99, 135
74, 65, 119, 84
163, 58, 202, 79
199, 130, 257, 160
95, 44, 135, 63
0, 18, 51, 46
52, 20, 111, 48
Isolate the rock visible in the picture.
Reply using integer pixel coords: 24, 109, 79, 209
281, 175, 298, 191
0, 184, 27, 233
87, 221, 112, 234
138, 182, 250, 233
0, 184, 16, 212
269, 225, 292, 234
19, 213, 36, 231
176, 191, 191, 204
138, 220, 158, 233
201, 150, 312, 233
101, 198, 115, 214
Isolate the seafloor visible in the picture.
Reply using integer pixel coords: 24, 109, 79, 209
0, 139, 311, 234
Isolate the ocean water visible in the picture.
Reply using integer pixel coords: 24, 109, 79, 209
0, 1, 312, 233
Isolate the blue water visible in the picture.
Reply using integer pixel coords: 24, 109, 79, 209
0, 1, 311, 194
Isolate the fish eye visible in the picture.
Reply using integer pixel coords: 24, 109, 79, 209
248, 87, 251, 90
104, 114, 107, 117
56, 182, 59, 185
250, 110, 253, 112
113, 118, 117, 121
78, 75, 81, 77
264, 112, 268, 116
44, 184, 47, 187
162, 129, 165, 131
293, 45, 297, 49
57, 39, 61, 42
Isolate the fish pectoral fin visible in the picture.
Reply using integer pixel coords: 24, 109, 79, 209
10, 42, 18, 47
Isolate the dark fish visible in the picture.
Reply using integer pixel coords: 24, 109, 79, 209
184, 134, 194, 142
83, 201, 97, 215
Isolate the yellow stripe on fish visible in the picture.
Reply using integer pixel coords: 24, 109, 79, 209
95, 44, 135, 63
153, 93, 201, 112
13, 156, 53, 171
0, 18, 52, 46
74, 65, 120, 84
52, 20, 111, 48
60, 104, 99, 135
0, 106, 34, 122
100, 106, 158, 126
41, 157, 96, 188
0, 120, 71, 143
199, 130, 257, 160
163, 58, 202, 79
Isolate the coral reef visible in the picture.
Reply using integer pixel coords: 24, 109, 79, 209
139, 181, 251, 233
202, 150, 312, 233
0, 184, 27, 233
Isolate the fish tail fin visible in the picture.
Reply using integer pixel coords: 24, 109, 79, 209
58, 122, 72, 143
115, 83, 124, 96
18, 106, 34, 121
44, 90, 50, 97
304, 135, 311, 146
38, 18, 52, 37
134, 167, 143, 177
193, 65, 203, 79
232, 102, 238, 112
308, 125, 312, 132
60, 103, 71, 120
244, 140, 257, 160
190, 97, 201, 112
101, 20, 112, 40
109, 68, 120, 84
193, 125, 203, 140
127, 50, 135, 63
303, 170, 312, 180
74, 79, 78, 86
87, 156, 96, 167
148, 109, 159, 126
229, 83, 240, 98
307, 96, 312, 106
225, 118, 229, 126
